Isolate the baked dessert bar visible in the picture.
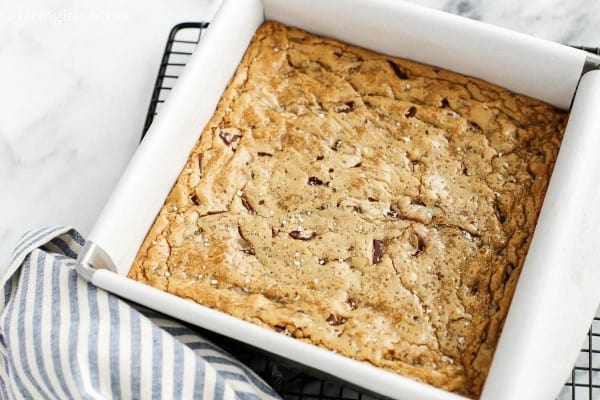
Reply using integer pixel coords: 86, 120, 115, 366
129, 21, 567, 398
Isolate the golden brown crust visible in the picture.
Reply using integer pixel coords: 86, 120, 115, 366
128, 21, 567, 398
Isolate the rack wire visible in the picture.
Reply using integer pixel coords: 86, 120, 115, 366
141, 22, 600, 400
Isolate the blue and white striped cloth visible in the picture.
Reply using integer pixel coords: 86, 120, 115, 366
0, 226, 281, 399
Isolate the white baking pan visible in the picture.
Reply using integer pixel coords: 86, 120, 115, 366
76, 0, 600, 399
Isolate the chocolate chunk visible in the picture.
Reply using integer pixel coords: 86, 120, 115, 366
257, 152, 273, 157
271, 228, 279, 238
316, 155, 324, 161
352, 162, 362, 168
241, 247, 256, 256
241, 196, 254, 213
328, 168, 334, 173
191, 193, 200, 206
405, 106, 417, 118
198, 153, 203, 174
326, 313, 347, 326
332, 140, 343, 151
219, 131, 241, 145
347, 298, 357, 310
258, 200, 265, 205
373, 239, 384, 264
440, 98, 450, 108
385, 209, 399, 218
411, 199, 425, 206
494, 198, 506, 223
367, 197, 378, 202
388, 60, 410, 79
385, 204, 402, 219
413, 234, 425, 256
289, 230, 316, 241
308, 176, 324, 186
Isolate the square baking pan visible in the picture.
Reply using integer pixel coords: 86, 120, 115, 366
76, 1, 600, 399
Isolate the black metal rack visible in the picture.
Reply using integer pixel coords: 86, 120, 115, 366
141, 22, 600, 400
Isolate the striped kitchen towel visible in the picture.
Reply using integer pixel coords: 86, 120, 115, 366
0, 226, 281, 400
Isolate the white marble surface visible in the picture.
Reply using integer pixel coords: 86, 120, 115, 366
1, 0, 599, 397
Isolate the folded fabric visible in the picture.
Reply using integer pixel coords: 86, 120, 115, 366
0, 226, 281, 400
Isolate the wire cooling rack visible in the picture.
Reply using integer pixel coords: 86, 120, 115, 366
141, 22, 600, 400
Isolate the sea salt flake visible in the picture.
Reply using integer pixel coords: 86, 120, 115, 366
164, 271, 171, 277
236, 190, 243, 196
210, 279, 218, 285
458, 337, 465, 345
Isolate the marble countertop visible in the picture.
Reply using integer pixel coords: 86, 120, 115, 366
2, 0, 599, 265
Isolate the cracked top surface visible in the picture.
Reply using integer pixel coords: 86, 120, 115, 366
128, 22, 567, 398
